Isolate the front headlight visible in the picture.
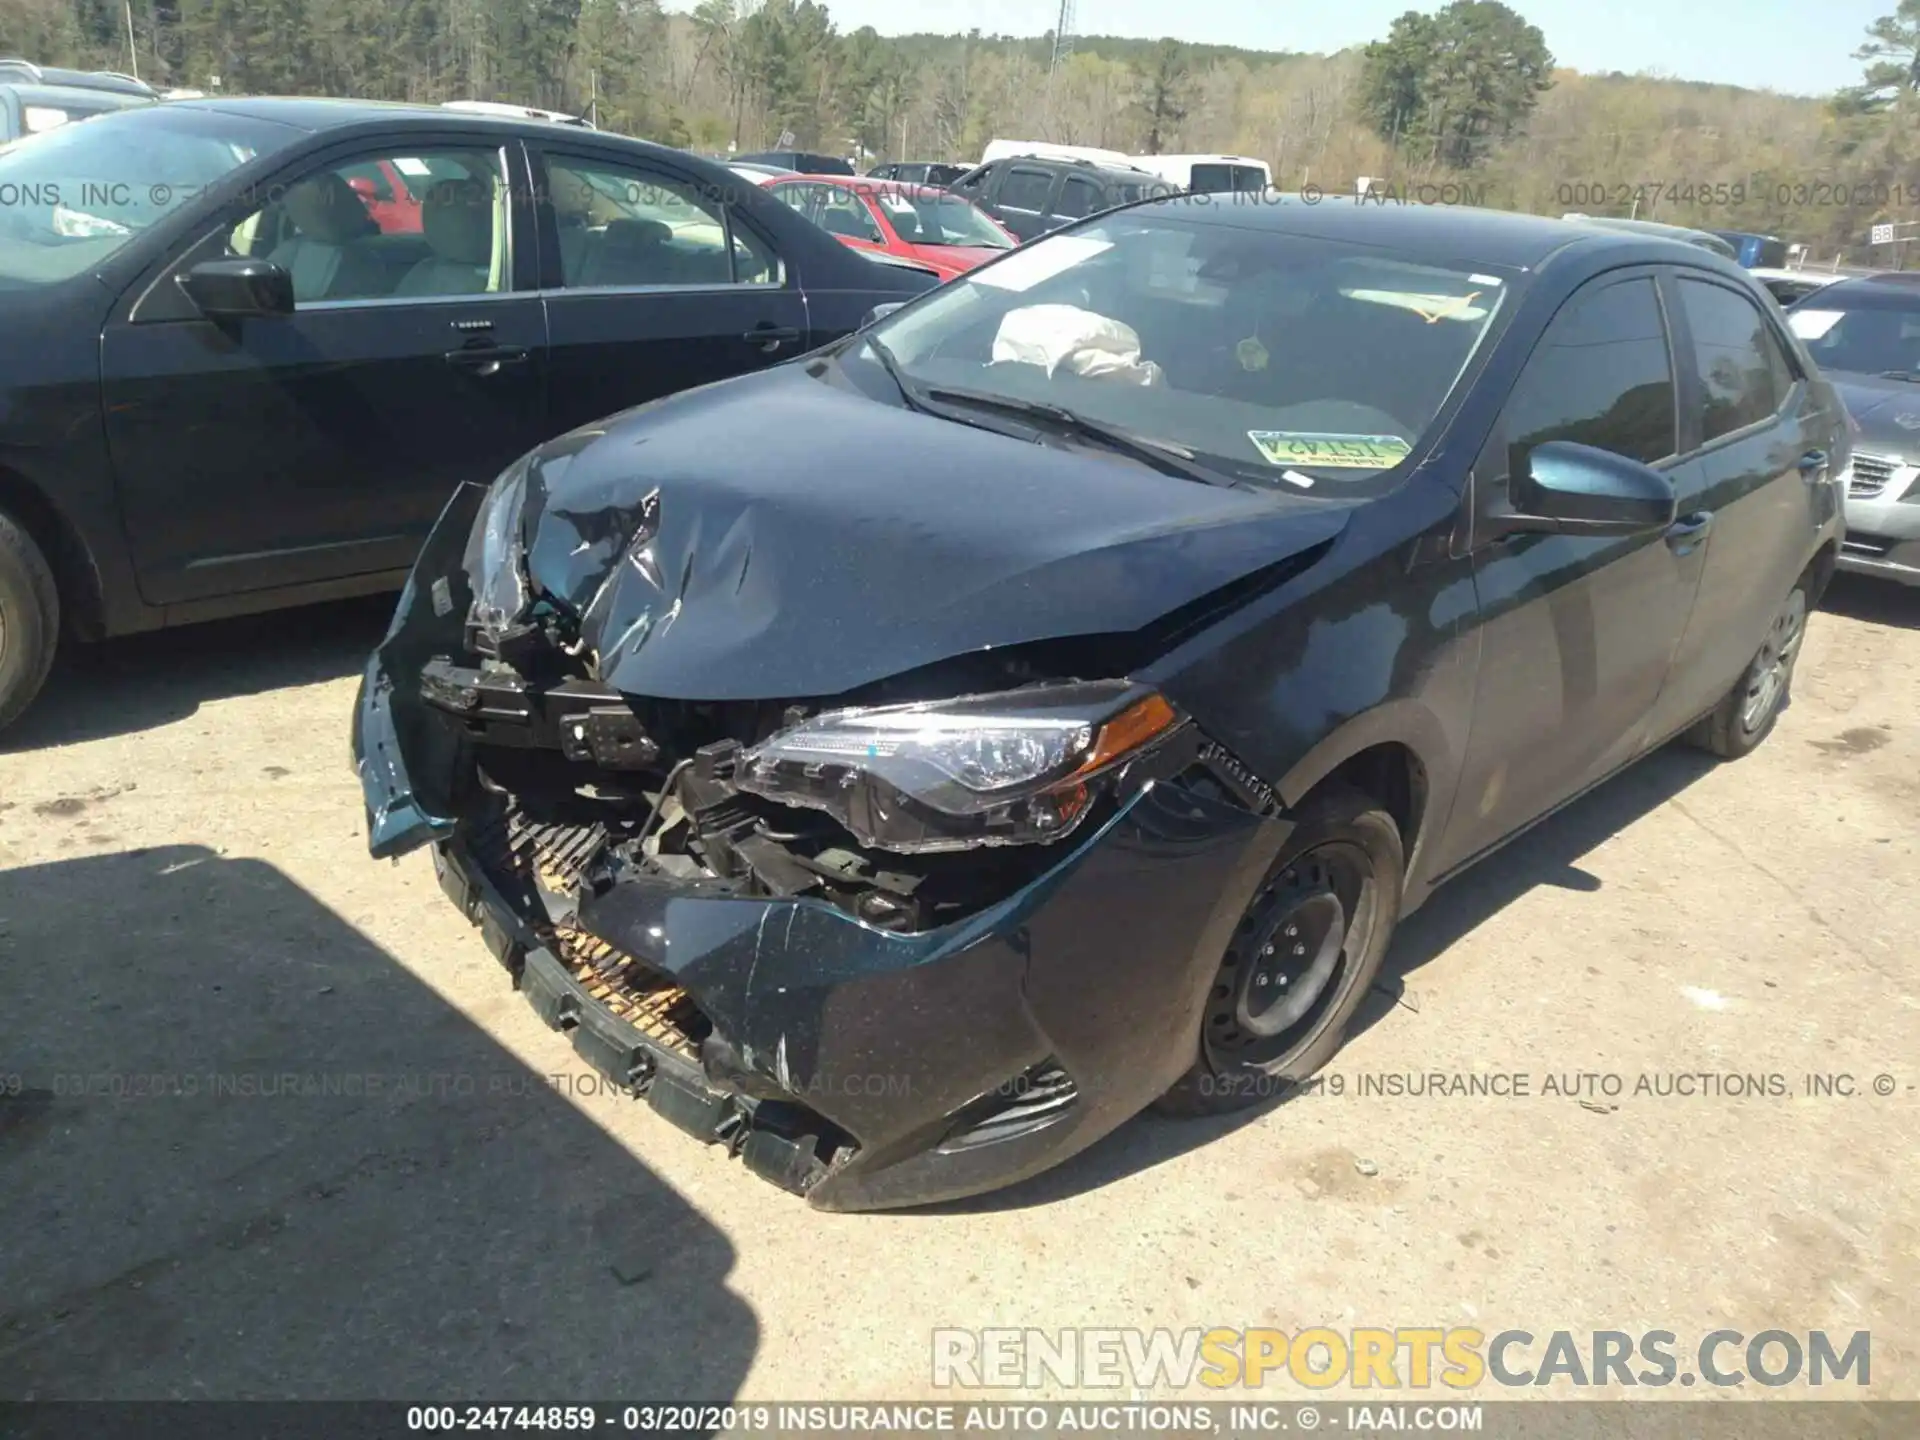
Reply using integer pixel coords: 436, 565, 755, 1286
737, 682, 1181, 853
463, 453, 532, 635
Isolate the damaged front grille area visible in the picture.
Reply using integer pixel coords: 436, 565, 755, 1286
446, 808, 853, 1198
551, 924, 712, 1060
463, 806, 713, 1061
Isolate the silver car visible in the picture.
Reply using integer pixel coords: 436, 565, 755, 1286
1788, 274, 1920, 584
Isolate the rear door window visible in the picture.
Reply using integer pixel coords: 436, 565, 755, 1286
1051, 174, 1102, 220
1676, 278, 1796, 443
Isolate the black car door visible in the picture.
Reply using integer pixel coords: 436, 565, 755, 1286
101, 132, 550, 605
990, 163, 1061, 242
1647, 271, 1832, 737
532, 144, 810, 438
1433, 270, 1713, 875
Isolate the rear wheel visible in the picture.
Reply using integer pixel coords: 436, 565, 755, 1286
1684, 581, 1806, 760
0, 510, 59, 735
1156, 782, 1402, 1117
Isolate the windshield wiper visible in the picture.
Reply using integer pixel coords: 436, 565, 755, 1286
922, 385, 1233, 487
1878, 370, 1920, 383
860, 333, 928, 413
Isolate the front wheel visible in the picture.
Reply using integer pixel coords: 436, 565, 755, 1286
0, 510, 60, 735
1156, 782, 1403, 1118
1684, 581, 1807, 760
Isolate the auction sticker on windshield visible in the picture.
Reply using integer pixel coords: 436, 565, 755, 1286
1248, 432, 1413, 469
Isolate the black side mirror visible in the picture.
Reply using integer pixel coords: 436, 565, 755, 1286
1496, 440, 1677, 538
178, 258, 295, 321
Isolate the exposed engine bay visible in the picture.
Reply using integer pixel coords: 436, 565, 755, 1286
416, 606, 1270, 937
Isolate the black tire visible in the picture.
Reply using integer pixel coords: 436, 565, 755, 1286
0, 509, 60, 735
1683, 580, 1807, 761
1156, 782, 1403, 1118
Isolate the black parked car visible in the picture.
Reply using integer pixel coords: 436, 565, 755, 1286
0, 58, 155, 141
867, 161, 967, 187
950, 155, 1176, 241
735, 150, 853, 176
355, 197, 1845, 1211
0, 98, 934, 730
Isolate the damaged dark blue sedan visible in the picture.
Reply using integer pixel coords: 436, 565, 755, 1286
354, 197, 1847, 1211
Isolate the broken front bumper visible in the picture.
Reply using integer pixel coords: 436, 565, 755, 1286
353, 488, 1292, 1211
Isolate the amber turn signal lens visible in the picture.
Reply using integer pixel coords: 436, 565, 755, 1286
1072, 692, 1179, 778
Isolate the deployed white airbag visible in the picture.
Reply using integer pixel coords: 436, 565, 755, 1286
991, 304, 1164, 386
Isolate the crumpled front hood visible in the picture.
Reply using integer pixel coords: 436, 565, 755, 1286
504, 363, 1356, 701
1832, 374, 1920, 459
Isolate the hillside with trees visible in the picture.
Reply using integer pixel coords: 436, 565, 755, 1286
6, 0, 1920, 262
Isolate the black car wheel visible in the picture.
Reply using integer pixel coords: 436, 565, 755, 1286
1157, 782, 1403, 1117
1684, 581, 1807, 760
0, 509, 59, 734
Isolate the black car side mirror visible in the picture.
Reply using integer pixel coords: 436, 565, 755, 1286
179, 258, 295, 321
1496, 441, 1677, 538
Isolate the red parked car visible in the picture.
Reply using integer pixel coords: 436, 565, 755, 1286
760, 174, 1015, 280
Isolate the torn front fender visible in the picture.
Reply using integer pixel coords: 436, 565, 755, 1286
353, 482, 487, 860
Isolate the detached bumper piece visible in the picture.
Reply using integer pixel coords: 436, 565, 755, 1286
431, 836, 844, 1199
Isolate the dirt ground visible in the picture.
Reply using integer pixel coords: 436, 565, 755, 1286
1, 575, 1915, 1404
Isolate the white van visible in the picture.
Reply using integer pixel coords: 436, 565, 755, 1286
1130, 153, 1271, 194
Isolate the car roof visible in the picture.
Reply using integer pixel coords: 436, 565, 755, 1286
1144, 153, 1268, 166
163, 95, 555, 129
157, 96, 710, 167
1562, 212, 1737, 255
1126, 195, 1691, 270
0, 81, 154, 109
0, 59, 156, 96
1803, 273, 1920, 306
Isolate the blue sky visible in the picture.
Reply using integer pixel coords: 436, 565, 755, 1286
692, 0, 1888, 97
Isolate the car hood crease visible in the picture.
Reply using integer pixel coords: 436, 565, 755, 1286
508, 369, 1358, 700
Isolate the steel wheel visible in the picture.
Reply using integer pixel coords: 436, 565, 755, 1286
1739, 586, 1805, 735
1203, 840, 1380, 1073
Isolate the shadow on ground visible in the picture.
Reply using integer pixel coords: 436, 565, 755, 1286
1, 595, 395, 754
0, 846, 756, 1400
923, 742, 1720, 1215
1820, 572, 1919, 628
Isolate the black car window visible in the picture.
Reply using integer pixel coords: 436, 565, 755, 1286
227, 145, 510, 305
1500, 276, 1677, 475
543, 152, 779, 289
998, 166, 1054, 213
1052, 175, 1101, 220
1677, 278, 1795, 443
950, 167, 989, 196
